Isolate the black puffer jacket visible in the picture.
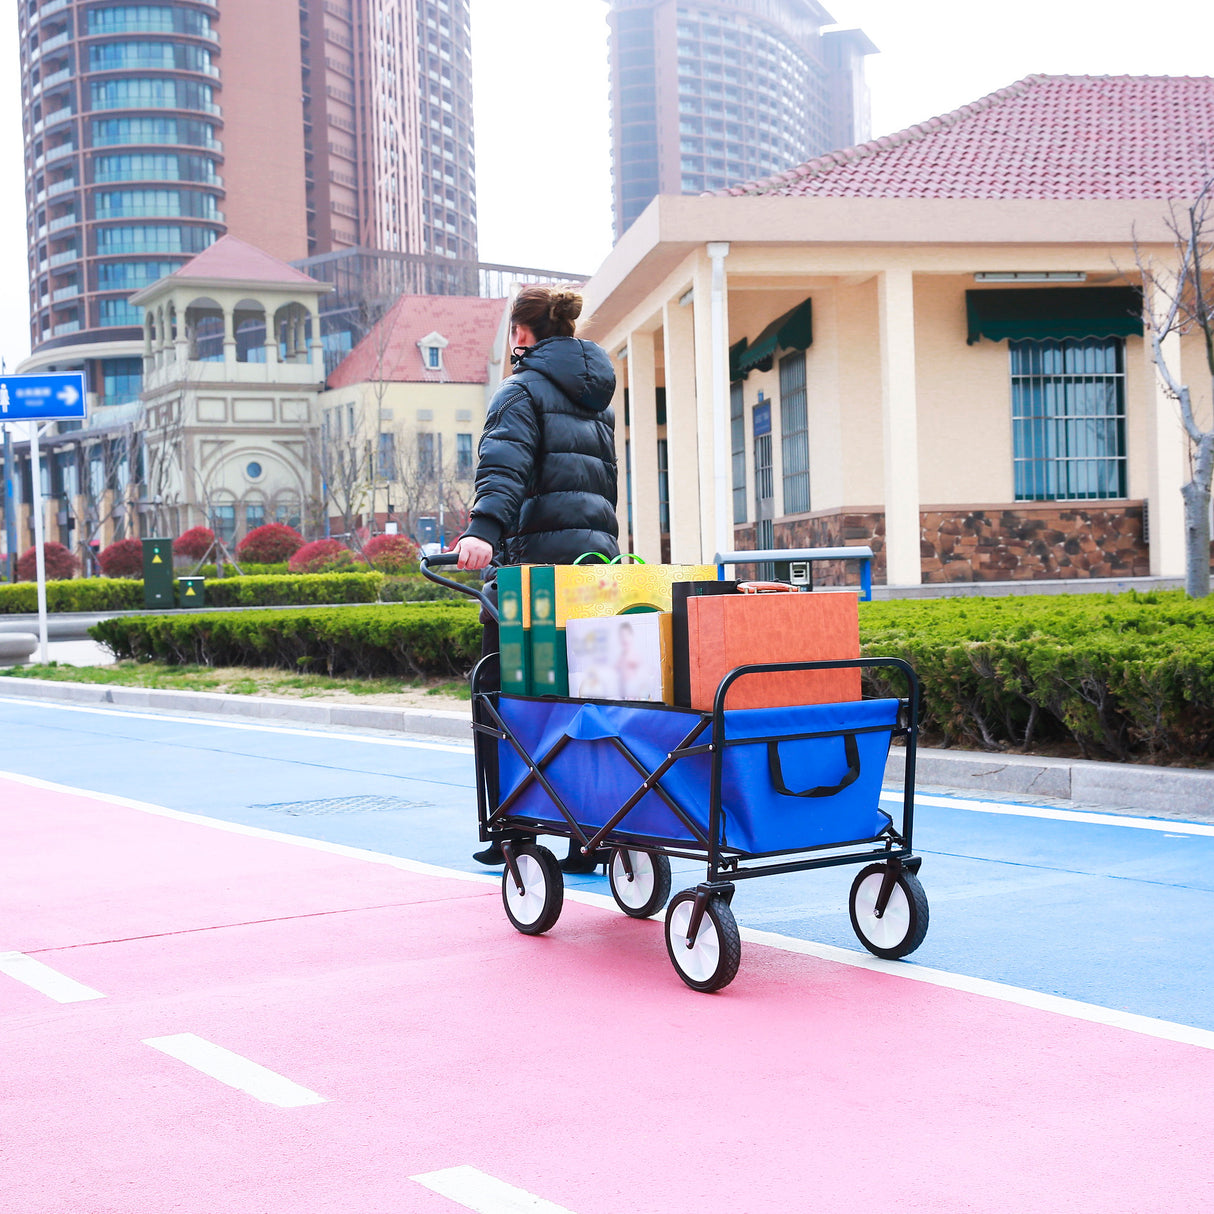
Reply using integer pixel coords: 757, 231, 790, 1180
464, 335, 619, 568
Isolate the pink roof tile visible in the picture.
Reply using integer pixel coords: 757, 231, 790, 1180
327, 295, 508, 387
717, 75, 1214, 201
169, 234, 324, 286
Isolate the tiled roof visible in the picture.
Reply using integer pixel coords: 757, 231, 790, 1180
327, 295, 508, 387
168, 234, 323, 286
716, 75, 1214, 200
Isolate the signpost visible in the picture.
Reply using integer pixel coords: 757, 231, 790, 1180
0, 372, 88, 663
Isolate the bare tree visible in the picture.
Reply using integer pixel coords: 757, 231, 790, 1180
1137, 178, 1214, 598
310, 399, 375, 536
386, 426, 473, 544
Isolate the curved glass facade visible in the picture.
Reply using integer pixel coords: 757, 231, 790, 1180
22, 0, 223, 351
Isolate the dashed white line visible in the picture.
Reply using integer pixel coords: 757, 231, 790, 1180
411, 1166, 577, 1214
0, 950, 105, 1002
143, 1033, 328, 1107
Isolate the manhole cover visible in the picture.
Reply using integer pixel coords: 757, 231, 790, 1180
249, 795, 432, 816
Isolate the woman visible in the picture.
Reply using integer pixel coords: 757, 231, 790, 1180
451, 284, 619, 870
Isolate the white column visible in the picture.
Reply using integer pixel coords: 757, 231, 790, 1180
309, 309, 324, 369
626, 329, 661, 561
692, 243, 731, 561
223, 307, 237, 367
1146, 324, 1188, 577
878, 269, 922, 586
662, 293, 702, 563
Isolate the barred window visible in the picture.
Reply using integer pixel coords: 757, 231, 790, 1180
730, 381, 746, 524
1011, 338, 1127, 501
779, 351, 809, 514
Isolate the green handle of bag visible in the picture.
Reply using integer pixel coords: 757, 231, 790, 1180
573, 551, 611, 565
608, 553, 646, 565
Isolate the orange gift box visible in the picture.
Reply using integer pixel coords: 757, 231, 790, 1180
685, 592, 861, 710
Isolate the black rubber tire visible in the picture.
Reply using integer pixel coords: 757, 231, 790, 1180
848, 862, 929, 959
664, 889, 742, 992
608, 848, 673, 919
501, 844, 564, 936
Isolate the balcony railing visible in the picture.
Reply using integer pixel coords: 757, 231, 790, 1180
46, 143, 76, 162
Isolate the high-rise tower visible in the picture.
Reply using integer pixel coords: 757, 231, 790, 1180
18, 0, 478, 402
606, 0, 875, 239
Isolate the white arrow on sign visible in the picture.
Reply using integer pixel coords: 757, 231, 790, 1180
56, 385, 80, 407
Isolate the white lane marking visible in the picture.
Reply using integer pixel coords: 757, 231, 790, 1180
880, 790, 1214, 836
736, 928, 1214, 1052
0, 696, 473, 754
0, 951, 105, 1002
6, 770, 1214, 1052
143, 1033, 327, 1107
411, 1166, 577, 1214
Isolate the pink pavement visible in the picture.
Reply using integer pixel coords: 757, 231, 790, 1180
3, 774, 1212, 1214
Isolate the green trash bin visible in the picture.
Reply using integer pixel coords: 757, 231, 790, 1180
177, 576, 205, 608
141, 538, 174, 609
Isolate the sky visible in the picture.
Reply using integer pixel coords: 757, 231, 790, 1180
0, 0, 1210, 369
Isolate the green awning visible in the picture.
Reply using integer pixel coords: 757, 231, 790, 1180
728, 338, 749, 382
735, 298, 813, 376
965, 287, 1143, 345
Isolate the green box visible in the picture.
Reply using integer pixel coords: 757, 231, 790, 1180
141, 537, 174, 609
177, 576, 205, 608
527, 565, 567, 696
496, 565, 530, 695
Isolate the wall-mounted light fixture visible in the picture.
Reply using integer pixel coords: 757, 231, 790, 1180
973, 272, 1087, 283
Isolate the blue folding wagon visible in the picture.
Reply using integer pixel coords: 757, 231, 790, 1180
423, 555, 928, 992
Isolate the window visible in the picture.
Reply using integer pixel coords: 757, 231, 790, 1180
455, 432, 473, 477
98, 299, 144, 327
657, 438, 669, 535
1011, 338, 1127, 501
376, 432, 396, 479
101, 357, 142, 408
418, 432, 436, 478
730, 381, 746, 524
212, 504, 235, 543
245, 502, 265, 533
779, 352, 809, 514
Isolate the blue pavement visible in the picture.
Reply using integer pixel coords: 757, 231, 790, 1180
4, 693, 1212, 1032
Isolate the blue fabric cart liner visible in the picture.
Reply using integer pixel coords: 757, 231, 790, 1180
496, 696, 897, 856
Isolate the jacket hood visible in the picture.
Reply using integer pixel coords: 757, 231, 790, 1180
515, 336, 615, 412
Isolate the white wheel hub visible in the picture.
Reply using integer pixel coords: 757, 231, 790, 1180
667, 900, 720, 983
852, 872, 910, 950
612, 850, 655, 910
506, 853, 547, 925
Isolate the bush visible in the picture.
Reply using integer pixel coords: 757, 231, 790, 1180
362, 533, 420, 574
17, 542, 77, 581
380, 571, 485, 603
288, 538, 360, 574
203, 572, 383, 608
89, 602, 481, 678
0, 578, 143, 614
173, 527, 214, 560
97, 538, 144, 578
237, 523, 305, 564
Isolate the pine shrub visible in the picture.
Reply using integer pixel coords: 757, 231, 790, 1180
362, 533, 420, 574
16, 542, 77, 581
173, 527, 214, 560
288, 538, 359, 574
237, 523, 305, 564
97, 537, 144, 578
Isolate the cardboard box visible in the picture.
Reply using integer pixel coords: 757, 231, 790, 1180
530, 563, 717, 696
671, 579, 740, 708
495, 565, 530, 694
686, 592, 861, 710
566, 613, 674, 704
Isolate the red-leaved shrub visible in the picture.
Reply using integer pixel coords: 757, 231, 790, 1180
362, 533, 420, 573
287, 538, 359, 574
97, 537, 144, 578
17, 542, 77, 581
173, 527, 214, 560
237, 523, 305, 564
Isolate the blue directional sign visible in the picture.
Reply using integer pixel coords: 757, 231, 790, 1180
0, 372, 88, 422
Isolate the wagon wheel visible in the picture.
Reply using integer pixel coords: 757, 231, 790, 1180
608, 848, 672, 919
664, 889, 741, 992
502, 844, 564, 936
848, 862, 929, 960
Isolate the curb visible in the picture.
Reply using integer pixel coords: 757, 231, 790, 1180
1, 675, 1211, 821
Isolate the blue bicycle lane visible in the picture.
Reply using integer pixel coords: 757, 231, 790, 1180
4, 693, 1212, 1033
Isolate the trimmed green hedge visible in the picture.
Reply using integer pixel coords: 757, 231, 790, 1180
860, 591, 1214, 763
90, 602, 480, 679
0, 579, 143, 613
203, 573, 383, 607
381, 571, 485, 603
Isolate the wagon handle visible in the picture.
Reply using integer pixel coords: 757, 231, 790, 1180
767, 733, 860, 798
419, 552, 499, 621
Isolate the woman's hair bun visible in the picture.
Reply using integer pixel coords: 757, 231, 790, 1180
548, 290, 583, 323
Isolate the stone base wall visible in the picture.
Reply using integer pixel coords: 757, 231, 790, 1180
738, 500, 1164, 586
